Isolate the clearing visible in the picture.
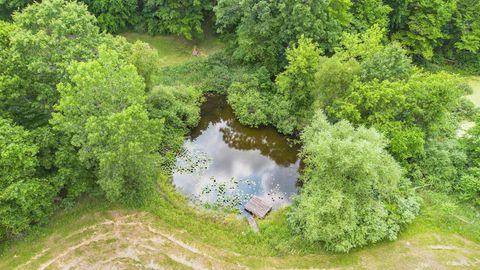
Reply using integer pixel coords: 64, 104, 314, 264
122, 32, 223, 67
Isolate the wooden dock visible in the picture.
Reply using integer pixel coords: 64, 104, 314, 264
247, 214, 259, 233
245, 196, 273, 233
245, 196, 273, 219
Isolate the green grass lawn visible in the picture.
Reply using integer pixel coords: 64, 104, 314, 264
467, 76, 480, 107
122, 32, 223, 67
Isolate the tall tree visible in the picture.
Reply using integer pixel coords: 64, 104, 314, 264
328, 71, 466, 163
0, 118, 57, 238
142, 0, 212, 39
350, 0, 392, 32
386, 0, 457, 59
452, 0, 480, 54
217, 0, 351, 71
0, 0, 100, 128
52, 46, 162, 204
82, 0, 138, 33
289, 111, 419, 253
275, 36, 323, 128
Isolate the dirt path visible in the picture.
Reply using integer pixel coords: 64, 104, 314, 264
15, 212, 245, 270
8, 211, 480, 270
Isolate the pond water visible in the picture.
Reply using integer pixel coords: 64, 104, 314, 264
173, 95, 300, 212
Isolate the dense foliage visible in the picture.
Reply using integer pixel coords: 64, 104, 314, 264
51, 47, 162, 204
0, 118, 57, 239
214, 0, 480, 70
289, 112, 419, 252
0, 0, 200, 240
0, 0, 212, 38
215, 0, 351, 72
0, 0, 100, 128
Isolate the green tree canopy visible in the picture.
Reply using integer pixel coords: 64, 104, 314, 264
82, 0, 138, 33
52, 46, 162, 204
289, 111, 419, 252
350, 0, 392, 32
217, 0, 351, 71
275, 36, 323, 127
0, 118, 57, 238
0, 0, 101, 128
142, 0, 212, 39
328, 71, 466, 163
387, 0, 457, 59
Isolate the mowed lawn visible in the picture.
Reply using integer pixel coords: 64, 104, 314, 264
122, 32, 223, 67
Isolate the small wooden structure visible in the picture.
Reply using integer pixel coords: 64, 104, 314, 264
245, 196, 273, 219
247, 214, 259, 234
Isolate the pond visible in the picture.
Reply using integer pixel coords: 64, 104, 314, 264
173, 95, 301, 212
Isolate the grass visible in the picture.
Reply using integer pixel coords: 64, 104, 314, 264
1, 177, 479, 269
122, 32, 223, 67
467, 76, 480, 107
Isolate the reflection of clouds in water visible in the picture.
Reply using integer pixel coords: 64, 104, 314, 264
174, 96, 300, 210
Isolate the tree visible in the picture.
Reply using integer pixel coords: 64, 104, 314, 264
289, 111, 419, 252
314, 56, 360, 110
350, 0, 392, 32
220, 0, 351, 71
328, 71, 466, 164
213, 0, 244, 34
147, 84, 202, 154
0, 0, 33, 18
82, 0, 138, 33
335, 24, 386, 61
360, 42, 413, 82
52, 46, 162, 204
228, 68, 273, 128
102, 35, 160, 91
142, 0, 212, 39
85, 105, 162, 204
0, 0, 100, 128
387, 0, 457, 59
452, 0, 480, 54
0, 118, 57, 238
275, 36, 323, 127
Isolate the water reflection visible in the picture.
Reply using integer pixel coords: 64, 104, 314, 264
173, 95, 300, 211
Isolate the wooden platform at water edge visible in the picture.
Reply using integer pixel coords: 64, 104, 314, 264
245, 196, 273, 218
245, 196, 273, 233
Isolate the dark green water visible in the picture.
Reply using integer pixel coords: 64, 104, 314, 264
173, 95, 300, 211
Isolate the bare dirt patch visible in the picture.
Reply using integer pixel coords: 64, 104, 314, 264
9, 211, 480, 270
15, 212, 245, 270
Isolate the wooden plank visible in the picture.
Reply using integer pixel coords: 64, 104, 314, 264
247, 214, 259, 234
245, 196, 273, 219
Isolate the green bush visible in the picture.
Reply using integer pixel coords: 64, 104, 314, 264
289, 112, 419, 252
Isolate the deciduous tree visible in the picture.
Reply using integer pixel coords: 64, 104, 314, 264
289, 111, 419, 253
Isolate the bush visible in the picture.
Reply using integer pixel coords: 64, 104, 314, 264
459, 168, 480, 207
289, 112, 419, 252
0, 118, 57, 239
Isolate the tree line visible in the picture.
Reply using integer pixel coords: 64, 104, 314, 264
1, 1, 479, 69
